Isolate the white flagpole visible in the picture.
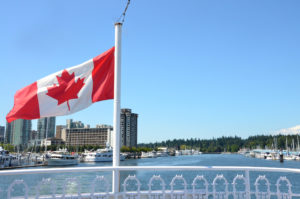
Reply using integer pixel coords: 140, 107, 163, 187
112, 22, 122, 193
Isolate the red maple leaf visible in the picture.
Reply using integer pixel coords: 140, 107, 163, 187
46, 70, 85, 111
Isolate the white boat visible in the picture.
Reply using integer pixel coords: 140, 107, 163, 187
0, 147, 19, 168
156, 151, 169, 157
181, 149, 193, 155
175, 150, 182, 156
82, 147, 125, 162
46, 148, 78, 166
141, 151, 157, 158
284, 154, 298, 161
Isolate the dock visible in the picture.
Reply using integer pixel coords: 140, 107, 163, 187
0, 163, 46, 170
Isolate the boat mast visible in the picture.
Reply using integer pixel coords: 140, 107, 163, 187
297, 135, 300, 151
292, 139, 295, 152
286, 137, 288, 152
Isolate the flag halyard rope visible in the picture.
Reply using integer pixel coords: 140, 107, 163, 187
117, 0, 131, 23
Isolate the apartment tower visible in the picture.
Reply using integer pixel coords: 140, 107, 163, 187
37, 117, 56, 139
120, 108, 138, 148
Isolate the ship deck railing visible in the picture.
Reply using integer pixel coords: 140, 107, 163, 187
0, 166, 300, 199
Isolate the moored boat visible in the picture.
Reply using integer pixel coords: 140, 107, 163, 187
46, 148, 78, 166
0, 147, 19, 168
82, 147, 125, 162
141, 151, 157, 158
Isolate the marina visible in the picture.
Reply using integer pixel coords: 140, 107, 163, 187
242, 149, 300, 161
2, 146, 300, 170
240, 137, 300, 161
0, 148, 202, 169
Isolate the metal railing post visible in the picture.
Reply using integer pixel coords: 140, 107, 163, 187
113, 168, 120, 198
245, 169, 251, 199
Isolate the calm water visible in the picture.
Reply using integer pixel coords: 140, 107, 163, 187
1, 154, 300, 198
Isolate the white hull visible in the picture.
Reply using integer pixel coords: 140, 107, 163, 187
141, 152, 157, 158
0, 157, 19, 168
82, 147, 125, 162
47, 158, 78, 166
0, 147, 19, 168
46, 148, 78, 166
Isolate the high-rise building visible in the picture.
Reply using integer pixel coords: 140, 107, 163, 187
5, 122, 12, 144
0, 126, 5, 143
61, 127, 112, 147
5, 119, 32, 147
66, 119, 85, 129
120, 108, 138, 148
29, 130, 38, 141
37, 117, 56, 139
56, 125, 66, 139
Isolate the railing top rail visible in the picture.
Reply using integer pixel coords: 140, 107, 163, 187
0, 166, 300, 176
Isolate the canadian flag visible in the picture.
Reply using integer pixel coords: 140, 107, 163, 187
6, 47, 114, 123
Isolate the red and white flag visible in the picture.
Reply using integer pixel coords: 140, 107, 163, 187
6, 47, 114, 123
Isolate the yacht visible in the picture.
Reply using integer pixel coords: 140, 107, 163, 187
141, 151, 157, 158
156, 151, 169, 157
0, 147, 19, 168
82, 147, 125, 162
46, 148, 78, 166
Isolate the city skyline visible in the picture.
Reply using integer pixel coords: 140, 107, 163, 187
1, 1, 300, 143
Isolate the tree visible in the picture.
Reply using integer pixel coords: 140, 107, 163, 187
230, 144, 239, 152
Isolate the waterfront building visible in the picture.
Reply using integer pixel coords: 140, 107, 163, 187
28, 137, 65, 147
120, 108, 138, 148
55, 125, 66, 139
37, 117, 56, 139
61, 127, 112, 147
66, 119, 85, 128
41, 137, 65, 146
28, 139, 43, 147
5, 119, 31, 148
0, 126, 4, 143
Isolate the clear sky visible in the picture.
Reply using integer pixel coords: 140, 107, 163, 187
1, 0, 300, 143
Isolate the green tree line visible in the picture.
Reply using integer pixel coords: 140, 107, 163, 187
138, 134, 300, 153
120, 146, 153, 153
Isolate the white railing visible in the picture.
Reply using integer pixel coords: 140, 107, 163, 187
0, 166, 300, 199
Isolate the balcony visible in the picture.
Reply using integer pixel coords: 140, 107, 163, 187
0, 166, 300, 199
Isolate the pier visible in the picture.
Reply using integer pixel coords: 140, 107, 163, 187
0, 163, 46, 170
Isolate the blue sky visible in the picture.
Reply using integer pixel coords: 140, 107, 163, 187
1, 0, 300, 143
